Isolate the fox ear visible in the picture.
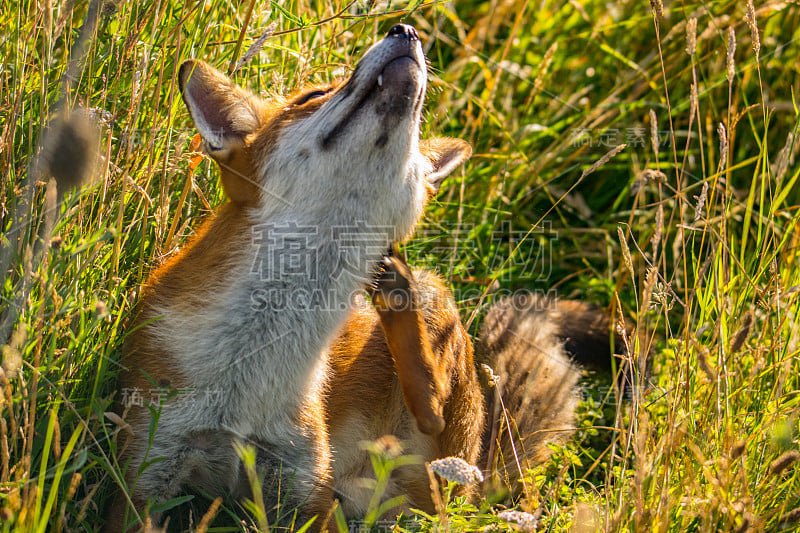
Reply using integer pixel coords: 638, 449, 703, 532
420, 137, 472, 194
178, 59, 263, 157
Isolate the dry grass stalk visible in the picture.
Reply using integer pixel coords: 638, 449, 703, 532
425, 462, 447, 527
52, 413, 61, 460
54, 0, 75, 40
1, 417, 9, 482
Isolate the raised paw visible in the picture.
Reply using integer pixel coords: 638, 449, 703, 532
369, 244, 415, 312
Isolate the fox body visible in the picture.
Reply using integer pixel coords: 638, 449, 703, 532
108, 25, 471, 531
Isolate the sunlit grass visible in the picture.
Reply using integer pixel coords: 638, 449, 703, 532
1, 0, 799, 530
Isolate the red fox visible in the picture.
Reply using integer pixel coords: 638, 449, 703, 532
107, 24, 471, 532
107, 23, 633, 532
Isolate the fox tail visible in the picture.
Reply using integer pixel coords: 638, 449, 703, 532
475, 291, 638, 487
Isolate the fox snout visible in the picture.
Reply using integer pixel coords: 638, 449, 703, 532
320, 23, 426, 152
373, 24, 426, 114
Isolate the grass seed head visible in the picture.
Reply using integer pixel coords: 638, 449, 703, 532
1, 323, 27, 379
718, 122, 728, 172
730, 310, 754, 354
771, 130, 794, 181
581, 143, 627, 180
731, 440, 746, 459
234, 21, 277, 74
617, 225, 634, 276
653, 203, 664, 258
642, 265, 658, 311
727, 27, 736, 84
686, 17, 697, 56
641, 168, 667, 185
694, 180, 709, 222
696, 344, 716, 381
42, 109, 100, 194
649, 109, 659, 156
745, 0, 760, 60
780, 507, 800, 526
632, 168, 666, 195
770, 449, 800, 476
533, 42, 558, 93
649, 0, 663, 19
481, 363, 499, 386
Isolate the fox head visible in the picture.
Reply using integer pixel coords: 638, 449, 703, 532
178, 24, 471, 242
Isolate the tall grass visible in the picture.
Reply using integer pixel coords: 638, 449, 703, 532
1, 0, 799, 530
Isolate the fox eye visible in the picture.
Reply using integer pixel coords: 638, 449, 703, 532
295, 90, 329, 106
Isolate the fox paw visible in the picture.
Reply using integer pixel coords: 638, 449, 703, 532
369, 244, 414, 311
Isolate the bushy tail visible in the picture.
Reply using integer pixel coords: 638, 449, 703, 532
475, 292, 633, 488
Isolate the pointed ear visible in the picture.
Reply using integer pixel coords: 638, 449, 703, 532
178, 59, 264, 158
420, 137, 472, 194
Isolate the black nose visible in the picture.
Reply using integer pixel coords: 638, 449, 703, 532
387, 24, 418, 40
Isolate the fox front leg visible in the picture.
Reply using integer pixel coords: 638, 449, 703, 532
369, 245, 447, 436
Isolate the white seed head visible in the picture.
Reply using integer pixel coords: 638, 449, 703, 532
745, 0, 760, 60
686, 17, 697, 56
498, 510, 538, 532
429, 457, 484, 485
649, 109, 659, 156
726, 27, 736, 84
481, 363, 499, 386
